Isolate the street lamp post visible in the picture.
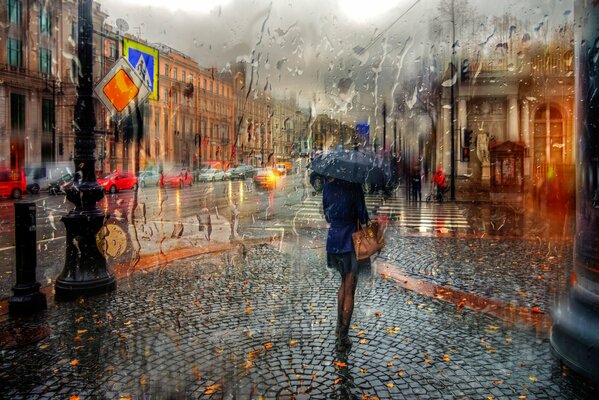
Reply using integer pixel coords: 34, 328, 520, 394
55, 0, 116, 300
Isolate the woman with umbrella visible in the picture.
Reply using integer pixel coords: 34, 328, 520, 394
323, 176, 369, 352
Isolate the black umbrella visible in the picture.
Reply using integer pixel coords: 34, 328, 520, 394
310, 149, 385, 185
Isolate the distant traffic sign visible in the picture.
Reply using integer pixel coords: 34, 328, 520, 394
94, 57, 150, 119
123, 39, 159, 101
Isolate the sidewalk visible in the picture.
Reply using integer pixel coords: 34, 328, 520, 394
1, 243, 595, 399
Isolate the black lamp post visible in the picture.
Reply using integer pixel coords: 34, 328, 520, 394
55, 0, 116, 300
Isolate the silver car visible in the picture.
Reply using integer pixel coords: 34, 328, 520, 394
197, 169, 226, 182
138, 170, 161, 188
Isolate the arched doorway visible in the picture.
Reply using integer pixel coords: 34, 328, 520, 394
533, 104, 565, 179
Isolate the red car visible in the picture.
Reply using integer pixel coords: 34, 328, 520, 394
0, 169, 26, 199
161, 169, 193, 188
98, 172, 138, 194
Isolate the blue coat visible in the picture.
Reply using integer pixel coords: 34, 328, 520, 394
322, 180, 369, 254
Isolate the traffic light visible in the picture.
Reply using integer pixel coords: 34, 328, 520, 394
463, 128, 473, 148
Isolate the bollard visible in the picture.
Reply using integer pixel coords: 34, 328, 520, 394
8, 201, 47, 316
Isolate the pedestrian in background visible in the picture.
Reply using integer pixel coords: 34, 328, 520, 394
411, 159, 422, 202
323, 177, 369, 352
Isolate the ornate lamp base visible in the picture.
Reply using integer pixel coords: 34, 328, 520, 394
55, 210, 116, 301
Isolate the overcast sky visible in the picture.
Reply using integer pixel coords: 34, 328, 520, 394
100, 0, 573, 122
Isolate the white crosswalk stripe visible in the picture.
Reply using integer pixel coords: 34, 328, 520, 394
288, 193, 472, 233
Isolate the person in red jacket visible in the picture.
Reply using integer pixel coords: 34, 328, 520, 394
432, 164, 448, 201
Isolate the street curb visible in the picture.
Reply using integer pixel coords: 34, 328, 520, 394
372, 259, 552, 332
0, 236, 279, 318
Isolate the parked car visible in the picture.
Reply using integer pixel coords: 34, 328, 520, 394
227, 166, 253, 180
137, 170, 161, 188
197, 169, 226, 182
253, 168, 278, 190
0, 169, 26, 199
98, 172, 138, 194
162, 169, 193, 188
25, 163, 72, 194
48, 173, 75, 195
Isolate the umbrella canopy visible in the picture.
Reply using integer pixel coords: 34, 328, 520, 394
310, 149, 385, 185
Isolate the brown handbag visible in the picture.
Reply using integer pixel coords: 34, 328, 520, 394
352, 221, 385, 260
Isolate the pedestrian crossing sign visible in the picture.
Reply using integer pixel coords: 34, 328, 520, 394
94, 57, 150, 119
123, 39, 159, 101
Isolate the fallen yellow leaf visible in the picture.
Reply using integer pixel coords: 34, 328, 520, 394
204, 383, 222, 395
263, 342, 273, 349
424, 359, 431, 363
374, 312, 382, 317
290, 339, 298, 347
123, 320, 132, 326
443, 354, 450, 362
77, 329, 88, 335
244, 307, 253, 313
334, 361, 347, 368
359, 368, 369, 373
359, 338, 367, 345
334, 378, 341, 385
69, 396, 80, 400
356, 331, 365, 336
386, 382, 394, 388
529, 376, 538, 382
193, 367, 201, 380
398, 369, 405, 377
387, 362, 394, 367
70, 359, 79, 366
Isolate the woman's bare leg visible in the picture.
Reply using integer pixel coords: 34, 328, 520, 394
338, 272, 357, 338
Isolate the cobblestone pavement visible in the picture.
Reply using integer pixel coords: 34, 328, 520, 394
380, 226, 572, 312
1, 243, 596, 399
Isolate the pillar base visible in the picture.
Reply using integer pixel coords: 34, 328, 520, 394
8, 282, 47, 316
551, 290, 599, 383
55, 276, 116, 302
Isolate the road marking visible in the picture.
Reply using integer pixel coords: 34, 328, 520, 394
0, 235, 66, 252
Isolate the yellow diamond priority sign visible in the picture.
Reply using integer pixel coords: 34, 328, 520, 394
94, 57, 150, 118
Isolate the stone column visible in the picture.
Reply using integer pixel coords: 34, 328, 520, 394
442, 105, 451, 170
521, 99, 531, 178
507, 96, 519, 142
550, 1, 599, 382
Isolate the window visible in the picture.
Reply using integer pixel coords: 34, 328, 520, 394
164, 63, 169, 75
182, 71, 186, 82
42, 99, 54, 132
109, 42, 117, 58
39, 4, 51, 34
203, 78, 207, 89
71, 58, 79, 82
173, 91, 178, 104
173, 67, 177, 80
39, 48, 52, 74
71, 19, 77, 41
7, 37, 22, 67
10, 93, 25, 131
8, 0, 21, 25
210, 81, 213, 92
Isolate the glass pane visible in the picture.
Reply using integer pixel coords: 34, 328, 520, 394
1, 1, 597, 398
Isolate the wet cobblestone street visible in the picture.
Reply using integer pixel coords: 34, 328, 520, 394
1, 243, 595, 399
